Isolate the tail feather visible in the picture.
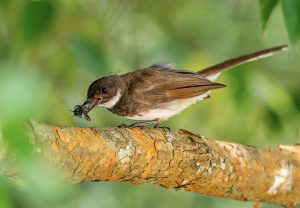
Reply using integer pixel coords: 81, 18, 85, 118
198, 45, 288, 81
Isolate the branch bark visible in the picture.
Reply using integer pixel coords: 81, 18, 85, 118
28, 122, 300, 207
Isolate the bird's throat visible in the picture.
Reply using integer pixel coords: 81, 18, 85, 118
98, 89, 122, 109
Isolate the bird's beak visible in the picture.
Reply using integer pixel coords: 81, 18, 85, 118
81, 98, 100, 113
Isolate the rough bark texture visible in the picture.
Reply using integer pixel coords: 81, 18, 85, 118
30, 122, 300, 207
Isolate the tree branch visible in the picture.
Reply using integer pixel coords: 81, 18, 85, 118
27, 122, 300, 206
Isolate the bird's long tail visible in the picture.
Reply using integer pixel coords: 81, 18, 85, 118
198, 45, 288, 81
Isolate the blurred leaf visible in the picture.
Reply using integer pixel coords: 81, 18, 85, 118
69, 36, 109, 74
0, 0, 9, 7
258, 0, 279, 30
0, 176, 44, 208
0, 64, 49, 121
2, 121, 32, 158
265, 107, 282, 130
19, 0, 55, 44
22, 161, 72, 204
0, 62, 51, 165
282, 0, 300, 44
0, 177, 12, 208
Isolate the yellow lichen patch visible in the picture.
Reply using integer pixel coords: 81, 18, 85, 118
56, 128, 70, 143
127, 129, 156, 156
88, 142, 103, 152
95, 159, 118, 180
127, 129, 159, 178
66, 140, 77, 152
87, 129, 108, 152
78, 138, 88, 148
79, 129, 84, 135
51, 141, 58, 151
141, 163, 153, 177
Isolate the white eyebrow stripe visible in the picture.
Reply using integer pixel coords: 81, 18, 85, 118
99, 89, 122, 109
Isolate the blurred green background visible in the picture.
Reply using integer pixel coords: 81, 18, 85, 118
0, 0, 299, 207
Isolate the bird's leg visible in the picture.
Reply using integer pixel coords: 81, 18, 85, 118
118, 120, 155, 128
154, 119, 170, 131
129, 120, 155, 128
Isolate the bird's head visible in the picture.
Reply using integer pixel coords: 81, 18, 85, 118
81, 75, 125, 113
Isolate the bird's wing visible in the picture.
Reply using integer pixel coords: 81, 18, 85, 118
127, 67, 224, 105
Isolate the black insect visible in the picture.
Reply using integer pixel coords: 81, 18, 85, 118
71, 104, 91, 121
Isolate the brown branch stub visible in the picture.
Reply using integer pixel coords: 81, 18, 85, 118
31, 122, 300, 207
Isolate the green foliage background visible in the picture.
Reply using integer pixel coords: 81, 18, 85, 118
0, 0, 299, 207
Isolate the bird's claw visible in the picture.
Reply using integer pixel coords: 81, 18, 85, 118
118, 123, 147, 128
118, 122, 170, 131
118, 124, 129, 128
154, 124, 171, 132
129, 123, 147, 128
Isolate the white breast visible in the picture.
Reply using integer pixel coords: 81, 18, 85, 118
125, 92, 209, 121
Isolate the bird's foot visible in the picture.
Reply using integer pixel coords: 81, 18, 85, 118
154, 123, 171, 132
118, 122, 149, 128
118, 123, 130, 128
129, 123, 148, 128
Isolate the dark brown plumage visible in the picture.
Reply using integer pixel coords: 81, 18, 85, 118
72, 45, 288, 126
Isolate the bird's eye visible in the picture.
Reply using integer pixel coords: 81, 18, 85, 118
101, 87, 109, 94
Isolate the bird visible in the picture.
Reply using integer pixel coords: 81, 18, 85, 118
73, 45, 288, 128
